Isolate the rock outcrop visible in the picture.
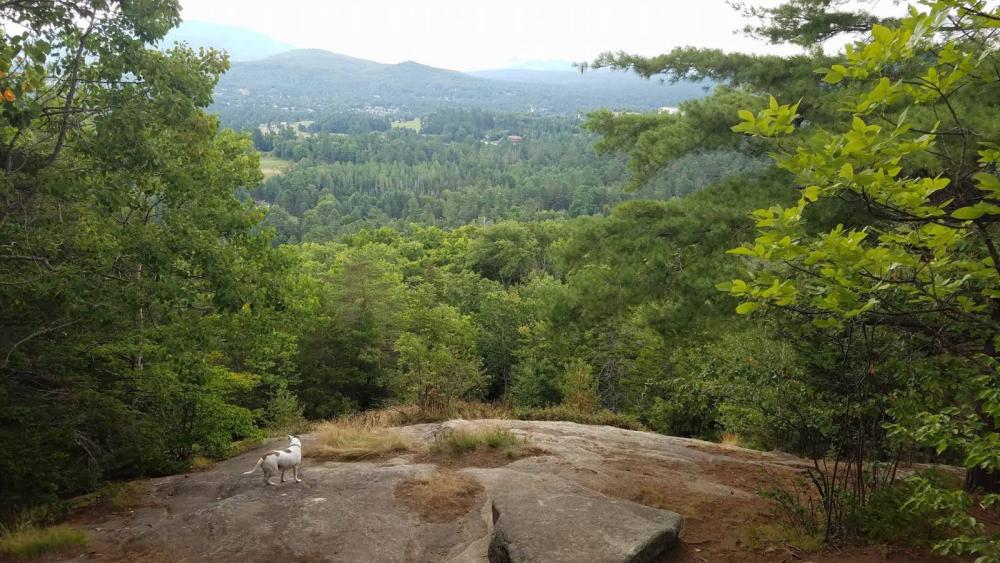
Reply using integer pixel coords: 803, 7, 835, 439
72, 420, 809, 562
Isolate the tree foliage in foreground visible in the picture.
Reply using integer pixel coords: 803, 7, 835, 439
0, 1, 294, 517
587, 0, 1000, 556
719, 2, 1000, 557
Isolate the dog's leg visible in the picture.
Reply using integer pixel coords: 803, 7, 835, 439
294, 464, 302, 483
280, 468, 286, 483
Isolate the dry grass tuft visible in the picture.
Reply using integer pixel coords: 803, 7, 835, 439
0, 525, 89, 559
308, 419, 418, 461
394, 470, 483, 522
99, 481, 145, 512
720, 432, 742, 447
190, 455, 215, 472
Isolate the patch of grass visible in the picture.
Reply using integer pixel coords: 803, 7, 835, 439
514, 405, 645, 431
59, 480, 145, 517
430, 427, 522, 456
745, 523, 824, 553
190, 455, 215, 472
394, 470, 483, 522
308, 420, 417, 461
232, 436, 265, 454
0, 525, 89, 559
98, 481, 144, 512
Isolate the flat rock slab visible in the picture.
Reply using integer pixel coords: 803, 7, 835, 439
465, 467, 682, 563
83, 453, 491, 563
76, 421, 745, 562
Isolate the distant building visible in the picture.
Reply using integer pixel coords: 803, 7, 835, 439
507, 135, 523, 144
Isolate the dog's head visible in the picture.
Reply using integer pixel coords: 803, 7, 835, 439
287, 435, 302, 447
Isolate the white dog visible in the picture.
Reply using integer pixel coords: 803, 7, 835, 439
243, 435, 303, 485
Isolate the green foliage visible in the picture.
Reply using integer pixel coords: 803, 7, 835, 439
586, 0, 1000, 554
252, 109, 764, 242
464, 222, 542, 286
716, 1, 1000, 556
734, 0, 894, 46
276, 163, 786, 440
844, 477, 950, 546
560, 359, 600, 414
262, 387, 308, 434
395, 302, 485, 409
0, 1, 296, 518
293, 244, 407, 418
645, 329, 807, 445
586, 87, 770, 189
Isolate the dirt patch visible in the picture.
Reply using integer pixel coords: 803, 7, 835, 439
394, 470, 484, 523
699, 459, 806, 494
599, 469, 770, 562
597, 452, 963, 563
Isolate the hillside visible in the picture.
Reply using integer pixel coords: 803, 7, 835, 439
212, 49, 706, 127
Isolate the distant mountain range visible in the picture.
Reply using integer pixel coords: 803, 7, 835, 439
165, 22, 709, 127
162, 21, 295, 62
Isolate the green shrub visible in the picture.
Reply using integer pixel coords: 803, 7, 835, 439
845, 474, 953, 546
560, 359, 600, 414
191, 394, 263, 460
0, 526, 89, 559
262, 387, 309, 434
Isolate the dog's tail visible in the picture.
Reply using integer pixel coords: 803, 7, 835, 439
242, 457, 264, 475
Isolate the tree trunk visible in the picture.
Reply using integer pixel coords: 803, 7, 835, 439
965, 466, 1000, 493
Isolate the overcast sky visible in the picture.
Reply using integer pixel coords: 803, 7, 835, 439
177, 0, 828, 70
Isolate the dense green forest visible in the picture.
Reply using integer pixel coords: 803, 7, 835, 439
1, 0, 999, 560
251, 109, 767, 242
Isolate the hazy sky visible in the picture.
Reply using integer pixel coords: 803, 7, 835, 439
178, 0, 820, 70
